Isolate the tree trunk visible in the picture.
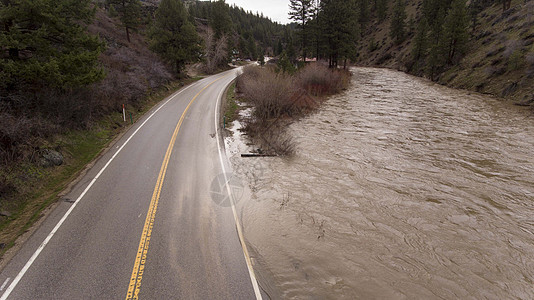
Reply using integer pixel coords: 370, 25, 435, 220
502, 0, 511, 12
126, 27, 130, 43
316, 38, 319, 61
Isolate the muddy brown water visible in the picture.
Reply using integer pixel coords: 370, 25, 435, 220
227, 67, 534, 299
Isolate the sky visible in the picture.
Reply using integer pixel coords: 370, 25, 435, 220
224, 0, 290, 24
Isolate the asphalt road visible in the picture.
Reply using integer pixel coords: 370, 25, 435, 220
0, 68, 262, 299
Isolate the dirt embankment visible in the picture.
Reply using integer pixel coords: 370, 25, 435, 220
356, 0, 534, 106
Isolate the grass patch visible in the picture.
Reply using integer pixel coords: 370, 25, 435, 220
224, 81, 240, 126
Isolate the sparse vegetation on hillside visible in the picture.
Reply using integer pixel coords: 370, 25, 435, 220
354, 0, 534, 105
188, 0, 291, 61
281, 0, 532, 105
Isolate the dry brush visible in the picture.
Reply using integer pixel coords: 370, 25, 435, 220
235, 63, 351, 156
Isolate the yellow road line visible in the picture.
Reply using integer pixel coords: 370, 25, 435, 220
126, 75, 227, 300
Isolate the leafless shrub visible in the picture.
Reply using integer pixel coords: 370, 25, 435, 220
244, 119, 296, 156
296, 63, 351, 96
236, 64, 350, 156
0, 112, 57, 164
504, 39, 524, 58
238, 68, 295, 120
202, 27, 229, 74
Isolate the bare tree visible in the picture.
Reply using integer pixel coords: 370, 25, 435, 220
202, 27, 228, 74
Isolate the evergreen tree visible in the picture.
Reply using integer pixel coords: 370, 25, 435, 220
310, 0, 323, 59
276, 39, 283, 56
412, 18, 428, 62
189, 0, 286, 59
289, 0, 313, 61
390, 0, 406, 44
277, 51, 297, 74
410, 17, 428, 72
211, 0, 233, 38
319, 0, 359, 68
359, 0, 371, 31
0, 0, 104, 91
106, 0, 141, 43
247, 36, 258, 60
468, 0, 483, 31
425, 7, 447, 79
286, 35, 298, 63
258, 51, 265, 66
377, 0, 388, 22
149, 0, 201, 75
441, 0, 468, 64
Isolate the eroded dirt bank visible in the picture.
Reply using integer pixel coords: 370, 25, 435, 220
228, 67, 534, 299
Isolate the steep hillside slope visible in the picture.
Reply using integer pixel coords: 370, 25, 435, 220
356, 0, 534, 105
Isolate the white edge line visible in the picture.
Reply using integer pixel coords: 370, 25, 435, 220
0, 81, 199, 300
0, 278, 9, 291
214, 71, 263, 300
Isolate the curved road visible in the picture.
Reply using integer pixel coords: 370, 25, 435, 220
0, 69, 262, 299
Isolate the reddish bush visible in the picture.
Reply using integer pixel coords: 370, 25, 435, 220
296, 63, 351, 96
237, 66, 295, 120
235, 64, 350, 156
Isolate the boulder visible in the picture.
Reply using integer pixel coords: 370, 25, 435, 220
40, 149, 64, 167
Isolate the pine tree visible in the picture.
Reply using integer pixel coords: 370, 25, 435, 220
411, 17, 428, 72
359, 0, 371, 31
425, 6, 448, 79
308, 0, 323, 59
211, 0, 233, 38
319, 0, 359, 68
377, 0, 388, 22
468, 0, 482, 31
0, 0, 104, 91
390, 0, 406, 44
149, 0, 201, 75
247, 36, 257, 60
289, 0, 313, 61
106, 0, 141, 43
442, 0, 469, 64
277, 51, 297, 74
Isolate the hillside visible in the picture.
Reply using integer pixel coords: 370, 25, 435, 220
355, 0, 534, 105
188, 0, 290, 58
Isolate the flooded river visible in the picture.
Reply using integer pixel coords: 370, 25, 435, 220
227, 67, 534, 299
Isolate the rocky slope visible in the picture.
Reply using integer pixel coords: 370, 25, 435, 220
356, 0, 534, 106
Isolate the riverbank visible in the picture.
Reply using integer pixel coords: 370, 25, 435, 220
229, 67, 534, 298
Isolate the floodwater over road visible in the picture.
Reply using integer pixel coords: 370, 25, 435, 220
227, 67, 534, 299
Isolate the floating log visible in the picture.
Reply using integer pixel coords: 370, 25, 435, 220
241, 153, 277, 157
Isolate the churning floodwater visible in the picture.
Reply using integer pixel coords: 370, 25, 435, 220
227, 67, 534, 299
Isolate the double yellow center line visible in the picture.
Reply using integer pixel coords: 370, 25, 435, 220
125, 76, 226, 299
